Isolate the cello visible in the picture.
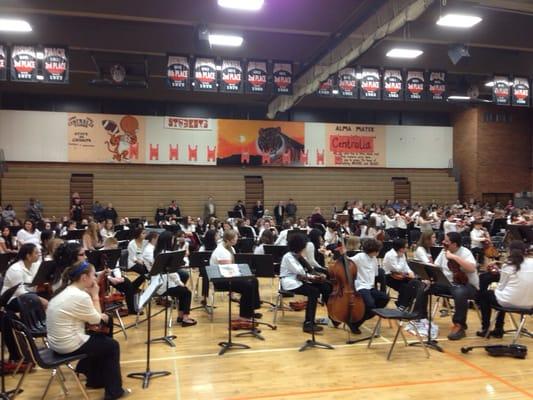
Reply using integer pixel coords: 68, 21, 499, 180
326, 244, 365, 328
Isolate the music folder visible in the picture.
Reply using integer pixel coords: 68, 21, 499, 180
30, 260, 57, 287
205, 264, 253, 283
408, 260, 451, 286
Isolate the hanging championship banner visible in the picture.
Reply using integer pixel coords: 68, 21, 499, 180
0, 45, 6, 81
167, 56, 190, 90
220, 59, 242, 93
193, 57, 217, 92
493, 75, 510, 105
43, 47, 68, 83
337, 67, 357, 98
317, 74, 335, 96
272, 61, 292, 95
10, 45, 37, 82
405, 70, 425, 101
359, 67, 381, 100
246, 60, 268, 94
382, 69, 403, 100
428, 71, 446, 101
512, 77, 529, 107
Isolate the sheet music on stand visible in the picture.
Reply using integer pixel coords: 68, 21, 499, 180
408, 260, 451, 286
139, 276, 163, 309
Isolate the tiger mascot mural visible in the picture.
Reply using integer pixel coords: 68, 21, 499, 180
102, 115, 139, 162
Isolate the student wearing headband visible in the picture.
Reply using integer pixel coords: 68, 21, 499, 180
46, 260, 131, 400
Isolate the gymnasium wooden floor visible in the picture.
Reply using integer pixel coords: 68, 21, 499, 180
9, 274, 533, 400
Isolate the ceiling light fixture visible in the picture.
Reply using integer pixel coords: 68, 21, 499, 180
437, 13, 482, 28
208, 33, 243, 47
386, 48, 423, 59
218, 0, 264, 11
448, 95, 471, 100
0, 18, 32, 32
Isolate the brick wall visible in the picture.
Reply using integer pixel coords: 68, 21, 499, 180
453, 106, 532, 201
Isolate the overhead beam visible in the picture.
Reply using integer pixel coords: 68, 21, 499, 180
266, 0, 435, 119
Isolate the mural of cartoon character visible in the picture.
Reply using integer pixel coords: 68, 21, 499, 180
102, 115, 139, 162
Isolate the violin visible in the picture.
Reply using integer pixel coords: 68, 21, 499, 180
482, 228, 499, 259
326, 245, 365, 327
444, 245, 469, 285
85, 254, 116, 335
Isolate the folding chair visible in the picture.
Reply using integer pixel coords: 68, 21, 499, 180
489, 305, 533, 344
11, 319, 89, 400
367, 285, 430, 360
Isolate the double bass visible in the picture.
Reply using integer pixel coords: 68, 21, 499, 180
326, 245, 365, 327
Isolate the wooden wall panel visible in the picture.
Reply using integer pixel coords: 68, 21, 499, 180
1, 163, 458, 221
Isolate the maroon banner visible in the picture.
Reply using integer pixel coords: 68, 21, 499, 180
43, 47, 68, 83
10, 45, 37, 82
382, 69, 402, 101
512, 77, 529, 107
359, 67, 381, 100
272, 61, 292, 95
246, 60, 268, 94
493, 75, 510, 105
428, 71, 446, 101
405, 70, 425, 101
220, 59, 243, 93
337, 67, 357, 98
167, 55, 190, 90
193, 57, 217, 92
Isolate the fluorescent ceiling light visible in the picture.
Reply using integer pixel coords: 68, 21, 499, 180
208, 33, 243, 47
218, 0, 264, 11
0, 18, 32, 32
448, 95, 471, 100
485, 81, 513, 87
386, 48, 423, 59
437, 13, 482, 28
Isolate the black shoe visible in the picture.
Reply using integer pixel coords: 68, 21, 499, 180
489, 329, 504, 338
176, 317, 183, 323
447, 324, 466, 340
181, 319, 197, 327
476, 329, 489, 338
303, 322, 323, 333
348, 323, 362, 334
253, 312, 263, 319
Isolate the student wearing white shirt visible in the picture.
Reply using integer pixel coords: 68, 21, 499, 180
280, 234, 332, 333
254, 229, 275, 255
414, 231, 436, 264
383, 210, 398, 238
46, 260, 131, 400
383, 238, 425, 312
421, 232, 478, 340
478, 241, 533, 338
1, 243, 46, 364
127, 227, 147, 275
209, 230, 261, 328
145, 231, 196, 327
348, 239, 389, 333
16, 219, 41, 247
469, 220, 489, 265
100, 219, 116, 240
274, 222, 291, 246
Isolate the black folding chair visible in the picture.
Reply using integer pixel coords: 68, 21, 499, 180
11, 319, 89, 400
367, 285, 430, 360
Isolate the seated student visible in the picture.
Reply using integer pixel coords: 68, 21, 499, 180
100, 219, 116, 240
143, 231, 196, 326
127, 227, 147, 276
470, 220, 489, 266
349, 239, 389, 333
0, 243, 47, 368
383, 238, 424, 311
419, 231, 478, 340
414, 230, 436, 263
478, 240, 533, 338
82, 222, 103, 251
0, 226, 17, 253
209, 229, 262, 329
274, 222, 292, 246
46, 261, 131, 400
324, 221, 340, 249
254, 229, 275, 255
16, 220, 41, 248
280, 234, 332, 333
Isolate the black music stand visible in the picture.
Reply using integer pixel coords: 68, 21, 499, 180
408, 260, 450, 353
127, 277, 168, 389
299, 317, 335, 352
0, 284, 21, 398
238, 226, 256, 239
149, 251, 185, 347
65, 229, 85, 241
287, 229, 308, 243
115, 229, 133, 241
30, 260, 57, 288
430, 246, 444, 262
0, 254, 16, 276
205, 264, 254, 355
86, 249, 122, 272
189, 251, 215, 313
227, 211, 242, 219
